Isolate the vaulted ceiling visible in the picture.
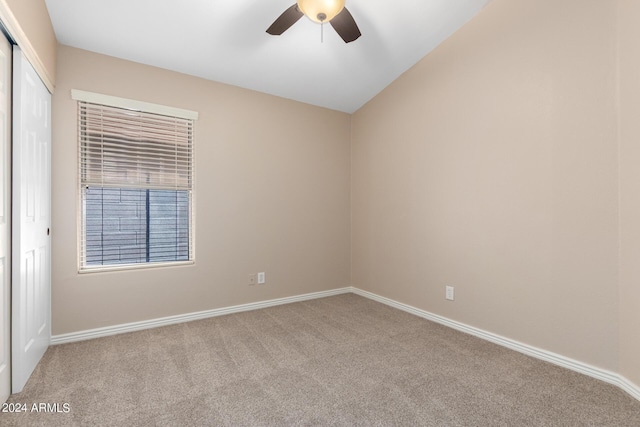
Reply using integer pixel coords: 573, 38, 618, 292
45, 0, 491, 113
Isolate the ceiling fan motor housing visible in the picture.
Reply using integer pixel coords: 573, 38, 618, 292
297, 0, 346, 23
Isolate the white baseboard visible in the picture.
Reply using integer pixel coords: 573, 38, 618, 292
50, 287, 352, 345
351, 287, 640, 403
619, 375, 640, 402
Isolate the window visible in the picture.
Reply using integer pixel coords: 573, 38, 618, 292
73, 90, 197, 271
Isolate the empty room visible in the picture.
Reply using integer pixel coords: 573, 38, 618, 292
1, 0, 640, 425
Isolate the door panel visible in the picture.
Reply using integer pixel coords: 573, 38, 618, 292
0, 31, 11, 404
11, 46, 51, 394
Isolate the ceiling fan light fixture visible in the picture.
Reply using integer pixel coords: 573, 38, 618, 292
297, 0, 346, 23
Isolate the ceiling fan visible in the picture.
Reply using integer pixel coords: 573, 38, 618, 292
266, 0, 361, 43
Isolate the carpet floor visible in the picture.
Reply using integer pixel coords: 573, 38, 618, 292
2, 293, 640, 426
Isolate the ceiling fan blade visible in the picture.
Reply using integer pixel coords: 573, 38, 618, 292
266, 4, 304, 35
330, 7, 361, 43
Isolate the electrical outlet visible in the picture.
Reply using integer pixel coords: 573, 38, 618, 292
446, 286, 454, 301
257, 272, 266, 284
248, 274, 256, 285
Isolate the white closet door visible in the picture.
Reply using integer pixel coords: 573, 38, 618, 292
0, 31, 12, 403
11, 46, 51, 394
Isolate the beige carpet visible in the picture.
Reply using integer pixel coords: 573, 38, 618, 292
2, 293, 640, 426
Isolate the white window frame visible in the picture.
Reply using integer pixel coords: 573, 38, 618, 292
73, 89, 198, 273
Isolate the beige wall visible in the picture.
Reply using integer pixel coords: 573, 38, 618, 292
618, 0, 640, 388
2, 0, 56, 88
52, 45, 351, 335
352, 0, 620, 371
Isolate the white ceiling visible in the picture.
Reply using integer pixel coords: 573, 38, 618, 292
45, 0, 491, 113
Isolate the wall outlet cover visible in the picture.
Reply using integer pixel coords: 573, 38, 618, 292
446, 286, 454, 301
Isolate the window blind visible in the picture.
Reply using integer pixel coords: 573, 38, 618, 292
78, 99, 195, 270
79, 102, 193, 190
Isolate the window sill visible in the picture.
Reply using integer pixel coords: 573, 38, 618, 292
78, 260, 195, 274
